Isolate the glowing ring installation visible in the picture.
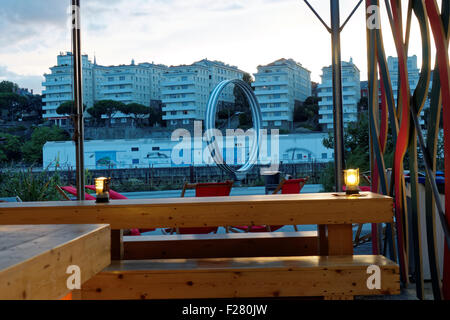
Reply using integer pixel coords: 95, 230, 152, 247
204, 79, 262, 178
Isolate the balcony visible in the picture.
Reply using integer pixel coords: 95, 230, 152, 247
254, 88, 289, 95
252, 80, 289, 87
161, 79, 195, 86
256, 97, 289, 104
161, 88, 196, 95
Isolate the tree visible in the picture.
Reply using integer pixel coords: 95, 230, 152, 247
89, 100, 125, 127
56, 101, 75, 115
293, 96, 320, 130
0, 81, 19, 93
0, 133, 22, 163
320, 114, 374, 191
358, 97, 368, 112
148, 106, 164, 127
86, 106, 104, 125
120, 103, 149, 127
22, 126, 70, 164
0, 92, 28, 121
242, 72, 254, 86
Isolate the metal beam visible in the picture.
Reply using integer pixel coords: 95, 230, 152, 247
71, 0, 85, 200
330, 0, 345, 191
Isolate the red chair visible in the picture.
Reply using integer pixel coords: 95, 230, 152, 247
58, 186, 96, 200
58, 185, 154, 235
167, 181, 234, 235
233, 178, 308, 233
85, 185, 128, 199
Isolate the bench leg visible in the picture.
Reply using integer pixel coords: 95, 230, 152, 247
111, 229, 124, 260
320, 224, 353, 256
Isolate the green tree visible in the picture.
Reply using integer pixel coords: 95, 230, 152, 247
22, 126, 70, 164
0, 81, 19, 93
56, 101, 74, 115
293, 96, 320, 130
320, 114, 372, 191
0, 133, 22, 163
0, 92, 28, 121
120, 103, 149, 127
89, 100, 125, 127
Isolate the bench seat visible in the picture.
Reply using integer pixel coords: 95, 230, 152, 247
77, 255, 400, 300
123, 231, 319, 259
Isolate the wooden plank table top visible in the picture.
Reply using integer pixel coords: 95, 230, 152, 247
0, 192, 393, 229
0, 224, 110, 300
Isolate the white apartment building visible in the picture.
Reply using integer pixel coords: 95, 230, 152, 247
42, 52, 95, 126
318, 58, 361, 131
387, 55, 420, 100
161, 59, 244, 129
387, 55, 425, 125
94, 60, 167, 105
42, 53, 168, 126
252, 58, 311, 130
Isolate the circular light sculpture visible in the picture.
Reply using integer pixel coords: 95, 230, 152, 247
204, 79, 262, 180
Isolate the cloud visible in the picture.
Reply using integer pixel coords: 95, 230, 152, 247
0, 65, 44, 93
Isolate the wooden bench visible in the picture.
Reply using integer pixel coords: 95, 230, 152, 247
123, 231, 319, 259
0, 224, 110, 300
0, 192, 399, 300
76, 255, 399, 300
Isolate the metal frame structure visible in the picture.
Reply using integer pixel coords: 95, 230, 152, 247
303, 0, 363, 192
71, 0, 85, 200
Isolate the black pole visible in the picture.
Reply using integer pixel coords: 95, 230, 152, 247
330, 0, 345, 191
72, 0, 85, 200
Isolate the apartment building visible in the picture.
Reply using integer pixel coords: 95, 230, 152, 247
42, 53, 168, 126
318, 58, 361, 131
161, 59, 244, 129
387, 55, 425, 125
42, 52, 95, 126
252, 58, 311, 130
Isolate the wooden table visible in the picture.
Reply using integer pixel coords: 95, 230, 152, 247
0, 192, 393, 257
0, 224, 110, 300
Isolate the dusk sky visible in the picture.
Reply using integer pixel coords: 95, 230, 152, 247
0, 0, 435, 93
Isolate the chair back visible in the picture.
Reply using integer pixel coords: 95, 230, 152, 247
85, 185, 128, 199
280, 178, 307, 194
175, 181, 233, 234
60, 186, 96, 200
195, 181, 233, 197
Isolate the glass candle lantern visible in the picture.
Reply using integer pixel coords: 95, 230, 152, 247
95, 177, 111, 203
343, 169, 360, 195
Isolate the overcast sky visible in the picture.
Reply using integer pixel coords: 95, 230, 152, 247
0, 0, 435, 94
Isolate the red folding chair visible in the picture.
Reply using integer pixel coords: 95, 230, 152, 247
85, 185, 128, 199
58, 186, 96, 200
166, 181, 234, 235
233, 177, 308, 233
58, 185, 154, 235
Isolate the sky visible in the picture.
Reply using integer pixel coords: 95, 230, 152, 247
0, 0, 436, 94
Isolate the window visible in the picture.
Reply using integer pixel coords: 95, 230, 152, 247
132, 159, 139, 164
152, 147, 160, 151
131, 147, 139, 152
